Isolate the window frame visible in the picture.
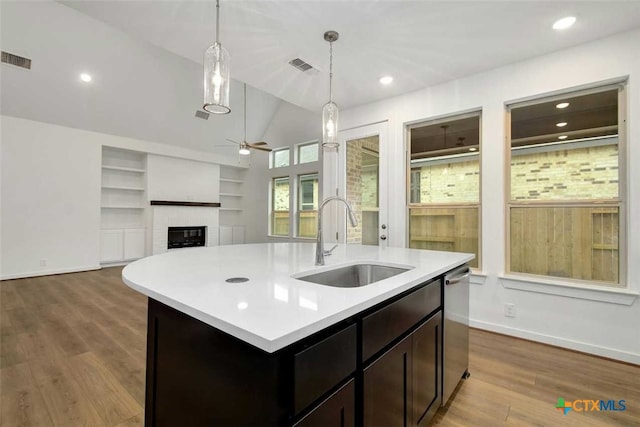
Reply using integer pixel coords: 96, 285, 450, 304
270, 147, 291, 169
295, 140, 320, 165
297, 173, 319, 238
270, 176, 290, 237
505, 83, 627, 288
406, 110, 483, 270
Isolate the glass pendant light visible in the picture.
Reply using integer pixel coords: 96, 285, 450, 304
322, 31, 339, 148
203, 0, 230, 114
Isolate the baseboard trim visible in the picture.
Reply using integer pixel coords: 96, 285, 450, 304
0, 264, 101, 281
469, 318, 640, 365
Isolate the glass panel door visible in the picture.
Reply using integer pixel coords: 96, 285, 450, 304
346, 136, 380, 245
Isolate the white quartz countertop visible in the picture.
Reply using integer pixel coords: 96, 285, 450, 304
122, 243, 473, 353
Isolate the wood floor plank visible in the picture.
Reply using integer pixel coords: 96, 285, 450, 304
0, 363, 53, 427
2, 267, 639, 427
28, 356, 105, 427
64, 352, 143, 426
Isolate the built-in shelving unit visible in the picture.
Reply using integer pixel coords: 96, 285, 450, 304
219, 165, 246, 244
100, 147, 147, 263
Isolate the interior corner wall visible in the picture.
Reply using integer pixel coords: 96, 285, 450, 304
1, 115, 101, 279
243, 103, 321, 244
338, 28, 640, 363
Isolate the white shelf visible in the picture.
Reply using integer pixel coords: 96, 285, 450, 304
101, 206, 145, 209
219, 208, 243, 212
102, 165, 146, 173
102, 185, 145, 191
220, 178, 244, 184
220, 193, 243, 197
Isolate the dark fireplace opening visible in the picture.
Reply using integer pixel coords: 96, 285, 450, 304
168, 226, 206, 249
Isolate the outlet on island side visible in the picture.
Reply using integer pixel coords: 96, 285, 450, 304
504, 303, 516, 318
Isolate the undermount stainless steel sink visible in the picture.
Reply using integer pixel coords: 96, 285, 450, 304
295, 263, 413, 288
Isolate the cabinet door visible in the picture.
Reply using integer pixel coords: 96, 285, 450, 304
364, 335, 412, 427
295, 380, 354, 427
412, 312, 442, 426
100, 229, 123, 262
123, 229, 145, 260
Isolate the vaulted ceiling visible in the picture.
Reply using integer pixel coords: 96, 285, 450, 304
62, 0, 640, 111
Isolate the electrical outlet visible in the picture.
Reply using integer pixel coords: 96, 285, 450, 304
504, 303, 516, 318
40, 258, 48, 267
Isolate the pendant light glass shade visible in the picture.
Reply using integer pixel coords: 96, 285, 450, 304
322, 30, 339, 148
203, 1, 230, 114
322, 101, 339, 147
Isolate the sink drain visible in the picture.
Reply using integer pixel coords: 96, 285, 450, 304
225, 277, 249, 283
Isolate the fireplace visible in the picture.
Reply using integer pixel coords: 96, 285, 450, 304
167, 226, 206, 249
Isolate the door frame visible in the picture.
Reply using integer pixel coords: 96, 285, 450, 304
332, 121, 389, 247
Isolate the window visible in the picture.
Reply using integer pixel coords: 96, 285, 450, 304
298, 174, 319, 238
271, 177, 289, 236
297, 142, 319, 164
407, 112, 481, 268
507, 85, 624, 285
271, 148, 290, 168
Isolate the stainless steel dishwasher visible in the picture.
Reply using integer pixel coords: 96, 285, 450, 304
442, 265, 471, 405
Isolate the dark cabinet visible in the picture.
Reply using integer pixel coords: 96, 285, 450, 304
144, 275, 449, 427
294, 380, 355, 427
363, 311, 442, 427
363, 335, 412, 427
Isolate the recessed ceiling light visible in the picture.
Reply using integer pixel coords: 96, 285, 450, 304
556, 122, 568, 127
379, 76, 393, 85
80, 73, 92, 82
556, 102, 570, 109
558, 135, 568, 140
553, 16, 576, 30
237, 301, 248, 310
469, 147, 477, 152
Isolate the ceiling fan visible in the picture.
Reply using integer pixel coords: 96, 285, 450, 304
224, 83, 272, 155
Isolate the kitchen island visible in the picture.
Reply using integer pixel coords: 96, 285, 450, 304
122, 242, 473, 427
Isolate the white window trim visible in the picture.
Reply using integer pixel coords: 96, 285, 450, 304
270, 147, 291, 169
505, 82, 628, 289
500, 274, 638, 306
294, 140, 320, 165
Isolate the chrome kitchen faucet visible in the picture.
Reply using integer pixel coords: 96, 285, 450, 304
315, 196, 358, 266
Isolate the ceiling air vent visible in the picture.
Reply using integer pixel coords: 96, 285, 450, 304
1, 51, 31, 70
289, 57, 314, 72
195, 110, 210, 120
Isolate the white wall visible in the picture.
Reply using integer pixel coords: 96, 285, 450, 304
0, 0, 281, 155
338, 28, 640, 363
0, 115, 242, 279
1, 116, 101, 279
243, 102, 321, 243
147, 155, 220, 202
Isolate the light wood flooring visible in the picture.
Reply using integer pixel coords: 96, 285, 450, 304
1, 267, 638, 426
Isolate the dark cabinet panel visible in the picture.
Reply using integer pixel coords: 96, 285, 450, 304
363, 311, 442, 427
295, 380, 355, 427
362, 279, 441, 361
363, 335, 412, 427
294, 324, 357, 414
412, 312, 442, 426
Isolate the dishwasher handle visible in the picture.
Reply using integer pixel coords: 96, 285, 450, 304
445, 267, 470, 285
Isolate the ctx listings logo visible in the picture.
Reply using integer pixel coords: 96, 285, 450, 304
555, 398, 626, 415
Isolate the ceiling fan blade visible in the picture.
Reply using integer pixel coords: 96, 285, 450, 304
251, 145, 273, 152
225, 138, 240, 145
250, 141, 268, 146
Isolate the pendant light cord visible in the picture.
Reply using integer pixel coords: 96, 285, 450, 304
329, 42, 333, 102
244, 84, 247, 141
215, 0, 220, 43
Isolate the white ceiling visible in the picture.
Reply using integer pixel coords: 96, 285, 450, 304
61, 0, 640, 112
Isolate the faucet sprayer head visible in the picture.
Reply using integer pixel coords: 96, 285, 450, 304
347, 209, 358, 227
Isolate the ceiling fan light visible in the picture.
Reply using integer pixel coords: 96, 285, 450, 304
238, 143, 251, 155
203, 1, 230, 114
